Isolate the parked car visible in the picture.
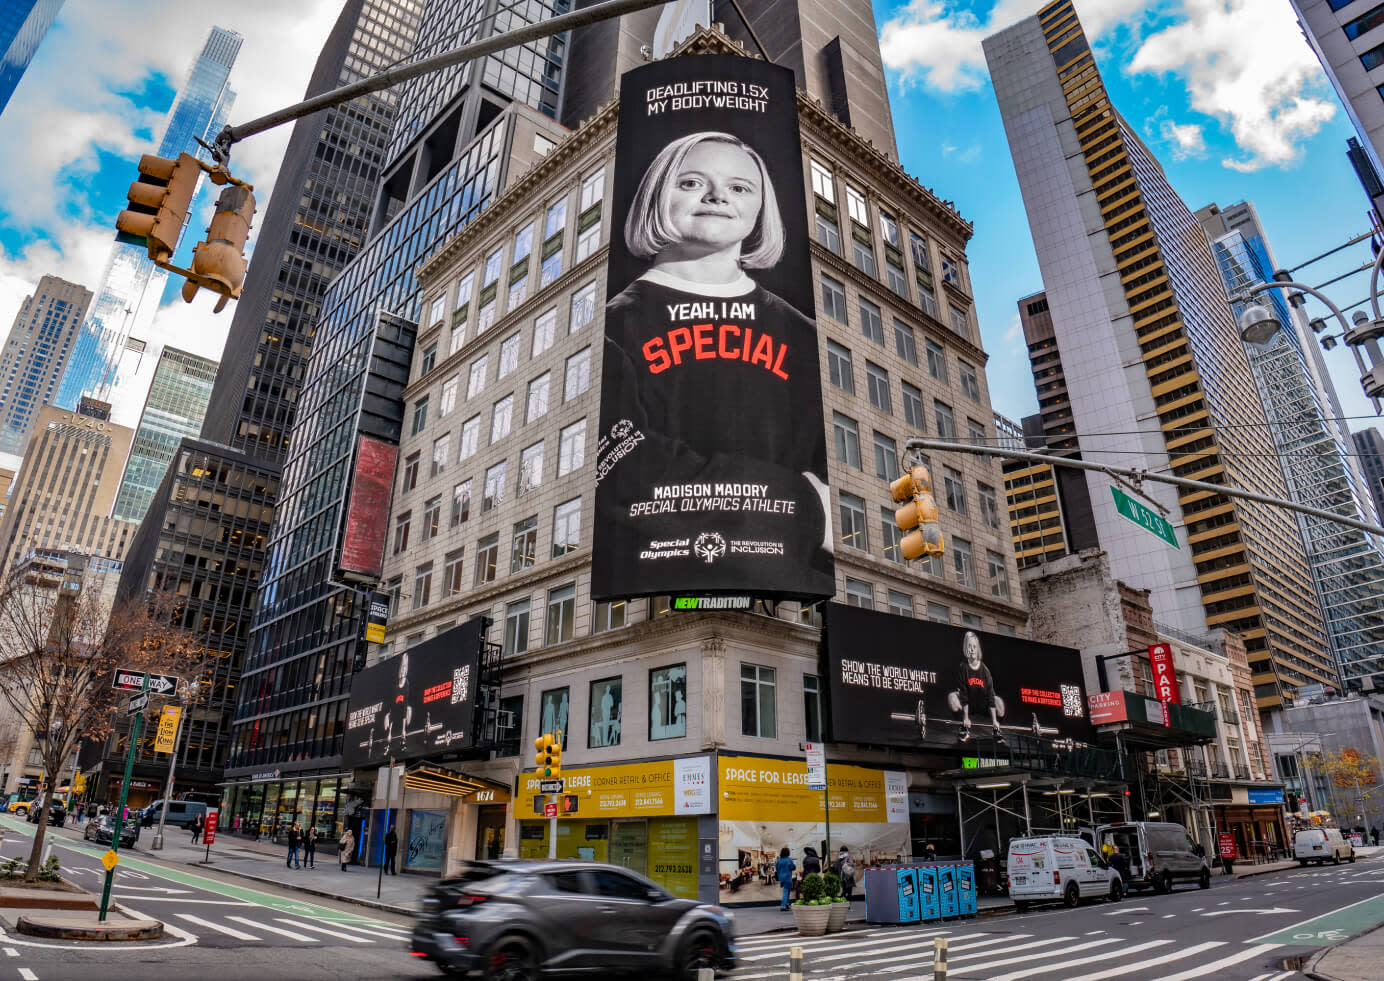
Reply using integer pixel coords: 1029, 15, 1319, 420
25, 800, 65, 827
142, 799, 207, 829
7, 799, 33, 815
1094, 821, 1211, 893
83, 814, 139, 848
1007, 835, 1124, 910
1295, 827, 1354, 865
411, 860, 736, 980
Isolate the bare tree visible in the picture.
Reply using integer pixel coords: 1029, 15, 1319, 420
0, 571, 202, 881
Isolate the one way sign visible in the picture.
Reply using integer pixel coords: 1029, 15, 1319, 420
112, 670, 179, 696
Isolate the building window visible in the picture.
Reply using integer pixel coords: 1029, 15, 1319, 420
650, 665, 688, 740
886, 257, 908, 297
420, 341, 437, 376
546, 583, 576, 645
483, 461, 507, 512
564, 347, 591, 400
949, 304, 970, 340
412, 563, 432, 610
539, 688, 570, 747
816, 211, 842, 253
988, 550, 1010, 599
894, 320, 917, 365
934, 400, 956, 439
926, 340, 947, 382
475, 533, 499, 586
570, 282, 596, 333
833, 412, 861, 469
385, 577, 402, 614
943, 467, 966, 514
839, 492, 867, 550
593, 599, 626, 633
496, 694, 524, 757
827, 341, 854, 393
879, 210, 900, 247
873, 432, 899, 481
393, 511, 411, 554
859, 297, 884, 345
968, 418, 988, 458
852, 236, 876, 277
545, 197, 567, 240
532, 307, 557, 357
810, 159, 834, 201
511, 515, 538, 573
740, 664, 777, 738
958, 360, 980, 400
422, 495, 442, 539
411, 396, 429, 435
490, 394, 514, 443
995, 623, 1017, 637
1348, 5, 1384, 41
402, 452, 419, 491
451, 479, 471, 526
928, 602, 950, 623
580, 168, 605, 211
459, 415, 480, 460
575, 222, 599, 263
953, 536, 975, 588
821, 274, 847, 321
476, 297, 496, 335
902, 382, 925, 432
499, 332, 521, 378
1362, 39, 1384, 71
518, 441, 544, 495
887, 590, 914, 617
504, 599, 530, 655
444, 549, 465, 596
979, 483, 1000, 530
881, 506, 905, 564
439, 375, 458, 417
588, 676, 621, 747
553, 497, 580, 556
804, 674, 824, 742
514, 222, 534, 264
845, 577, 874, 609
961, 612, 982, 630
866, 361, 892, 413
919, 284, 939, 320
910, 232, 930, 271
526, 372, 550, 423
467, 354, 489, 400
845, 185, 868, 225
940, 254, 961, 288
558, 419, 586, 475
508, 274, 528, 313
431, 435, 449, 477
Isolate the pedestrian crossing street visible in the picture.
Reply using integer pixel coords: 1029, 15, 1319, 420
164, 908, 411, 948
729, 926, 1297, 981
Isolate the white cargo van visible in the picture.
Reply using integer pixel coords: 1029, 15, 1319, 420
1007, 835, 1124, 910
1294, 827, 1353, 865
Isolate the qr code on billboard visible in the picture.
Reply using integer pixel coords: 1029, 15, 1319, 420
451, 664, 471, 705
1060, 684, 1084, 717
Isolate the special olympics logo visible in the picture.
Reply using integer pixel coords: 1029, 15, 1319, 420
694, 532, 727, 564
610, 419, 634, 440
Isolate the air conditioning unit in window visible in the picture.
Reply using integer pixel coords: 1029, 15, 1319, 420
496, 710, 515, 731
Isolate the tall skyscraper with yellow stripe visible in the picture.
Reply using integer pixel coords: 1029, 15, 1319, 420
984, 0, 1336, 709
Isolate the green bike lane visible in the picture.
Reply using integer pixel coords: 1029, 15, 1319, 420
1252, 892, 1384, 948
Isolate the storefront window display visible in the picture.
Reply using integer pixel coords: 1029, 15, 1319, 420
650, 664, 687, 740
589, 677, 622, 748
539, 687, 570, 746
225, 779, 347, 842
406, 810, 447, 870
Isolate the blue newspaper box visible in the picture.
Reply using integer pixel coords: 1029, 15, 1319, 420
956, 863, 977, 916
938, 864, 959, 918
895, 868, 920, 923
916, 865, 940, 921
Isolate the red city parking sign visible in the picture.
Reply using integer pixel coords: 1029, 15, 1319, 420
203, 811, 218, 847
1217, 831, 1235, 859
544, 802, 558, 818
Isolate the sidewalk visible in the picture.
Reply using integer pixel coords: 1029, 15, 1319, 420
732, 893, 1013, 936
1309, 922, 1384, 981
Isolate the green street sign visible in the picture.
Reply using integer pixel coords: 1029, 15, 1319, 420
1110, 485, 1179, 549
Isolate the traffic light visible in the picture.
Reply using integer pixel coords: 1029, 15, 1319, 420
182, 182, 257, 313
534, 732, 561, 779
73, 774, 86, 794
115, 153, 202, 263
891, 464, 945, 560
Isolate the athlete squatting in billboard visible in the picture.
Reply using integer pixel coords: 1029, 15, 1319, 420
591, 54, 834, 601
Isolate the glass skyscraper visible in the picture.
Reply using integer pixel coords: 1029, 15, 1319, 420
0, 275, 91, 457
54, 26, 241, 413
0, 0, 63, 117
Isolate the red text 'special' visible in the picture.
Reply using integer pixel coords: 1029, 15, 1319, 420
642, 323, 789, 379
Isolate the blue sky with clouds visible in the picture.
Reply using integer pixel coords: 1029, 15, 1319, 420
0, 0, 1378, 433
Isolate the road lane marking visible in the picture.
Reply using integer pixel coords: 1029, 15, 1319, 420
1057, 941, 1224, 981
324, 920, 410, 940
225, 917, 318, 942
811, 934, 1025, 966
173, 914, 260, 941
739, 929, 951, 960
18, 969, 36, 980
274, 918, 374, 943
921, 937, 1118, 977
1084, 930, 1104, 935
736, 927, 921, 948
945, 936, 1075, 963
1153, 943, 1281, 980
985, 939, 1172, 981
2, 950, 15, 957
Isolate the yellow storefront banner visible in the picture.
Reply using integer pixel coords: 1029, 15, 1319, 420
719, 753, 906, 823
153, 705, 182, 754
517, 756, 711, 820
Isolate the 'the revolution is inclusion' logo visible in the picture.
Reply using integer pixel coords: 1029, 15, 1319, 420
694, 531, 727, 564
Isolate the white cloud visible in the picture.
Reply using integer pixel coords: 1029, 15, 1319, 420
1160, 119, 1207, 160
1003, 312, 1023, 346
1127, 0, 1336, 172
879, 0, 1148, 93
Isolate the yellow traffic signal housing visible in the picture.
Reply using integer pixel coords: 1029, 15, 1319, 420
183, 183, 257, 313
548, 732, 562, 779
534, 732, 558, 777
891, 464, 946, 561
115, 153, 201, 263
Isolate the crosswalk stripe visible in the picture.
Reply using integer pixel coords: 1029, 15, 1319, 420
947, 936, 1076, 964
815, 935, 1056, 975
739, 929, 951, 960
321, 920, 410, 940
1150, 943, 1281, 981
885, 937, 1114, 979
736, 927, 906, 948
274, 918, 374, 943
225, 916, 319, 942
1245, 973, 1275, 981
1056, 941, 1224, 981
810, 934, 1006, 966
1264, 972, 1297, 981
174, 913, 261, 941
985, 939, 1172, 981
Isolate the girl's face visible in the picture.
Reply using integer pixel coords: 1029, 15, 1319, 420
965, 634, 982, 669
666, 141, 763, 252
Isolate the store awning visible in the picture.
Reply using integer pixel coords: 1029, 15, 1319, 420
403, 763, 510, 803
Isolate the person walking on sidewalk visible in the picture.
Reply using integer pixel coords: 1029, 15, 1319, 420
190, 810, 204, 844
833, 845, 856, 904
384, 827, 399, 875
287, 822, 302, 869
304, 826, 318, 868
338, 828, 355, 871
775, 846, 796, 910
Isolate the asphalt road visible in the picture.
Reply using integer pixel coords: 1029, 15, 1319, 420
0, 815, 434, 981
731, 853, 1384, 980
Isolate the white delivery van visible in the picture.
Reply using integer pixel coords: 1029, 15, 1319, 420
1295, 827, 1354, 865
1007, 835, 1124, 910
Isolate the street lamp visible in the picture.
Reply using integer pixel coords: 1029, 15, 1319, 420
1237, 302, 1281, 345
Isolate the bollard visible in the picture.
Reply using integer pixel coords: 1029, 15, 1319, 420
933, 936, 948, 980
789, 944, 804, 981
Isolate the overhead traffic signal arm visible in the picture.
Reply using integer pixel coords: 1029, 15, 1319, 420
891, 464, 946, 561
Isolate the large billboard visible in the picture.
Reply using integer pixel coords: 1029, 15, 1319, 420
337, 434, 397, 582
590, 53, 833, 602
342, 617, 486, 768
823, 604, 1095, 749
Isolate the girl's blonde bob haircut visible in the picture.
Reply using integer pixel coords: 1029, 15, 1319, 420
624, 131, 786, 269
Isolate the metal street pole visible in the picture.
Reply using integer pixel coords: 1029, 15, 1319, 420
377, 757, 395, 899
152, 694, 188, 851
63, 739, 81, 811
547, 729, 562, 860
99, 673, 148, 922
